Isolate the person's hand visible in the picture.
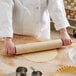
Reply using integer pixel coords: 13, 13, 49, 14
60, 28, 72, 46
4, 37, 16, 56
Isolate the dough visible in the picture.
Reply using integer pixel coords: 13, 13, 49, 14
23, 50, 58, 62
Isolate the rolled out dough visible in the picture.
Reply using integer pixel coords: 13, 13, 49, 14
23, 50, 58, 62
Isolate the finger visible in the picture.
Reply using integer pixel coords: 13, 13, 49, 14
5, 47, 8, 55
8, 49, 14, 56
61, 39, 72, 46
61, 39, 64, 46
65, 39, 72, 46
14, 47, 16, 55
8, 47, 15, 56
11, 47, 16, 56
65, 39, 69, 46
63, 39, 66, 46
68, 39, 72, 45
70, 39, 72, 44
64, 40, 67, 46
8, 49, 13, 56
7, 47, 16, 56
7, 48, 11, 56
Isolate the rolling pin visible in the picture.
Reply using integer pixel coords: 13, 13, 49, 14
16, 39, 62, 55
1, 39, 62, 55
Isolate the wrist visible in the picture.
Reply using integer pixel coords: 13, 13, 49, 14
4, 37, 12, 41
59, 28, 67, 34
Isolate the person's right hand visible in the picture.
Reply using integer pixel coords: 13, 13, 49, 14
4, 37, 16, 56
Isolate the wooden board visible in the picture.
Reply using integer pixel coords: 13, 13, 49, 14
0, 35, 76, 76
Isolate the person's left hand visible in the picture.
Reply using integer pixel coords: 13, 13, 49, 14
60, 28, 72, 46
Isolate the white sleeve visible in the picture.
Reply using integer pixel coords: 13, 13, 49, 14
48, 0, 70, 30
0, 0, 13, 38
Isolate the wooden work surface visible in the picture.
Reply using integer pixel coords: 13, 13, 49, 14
0, 35, 76, 76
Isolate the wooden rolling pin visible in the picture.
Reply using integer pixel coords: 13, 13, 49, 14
16, 39, 62, 55
1, 39, 62, 55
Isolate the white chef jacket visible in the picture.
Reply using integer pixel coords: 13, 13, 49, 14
0, 0, 70, 39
